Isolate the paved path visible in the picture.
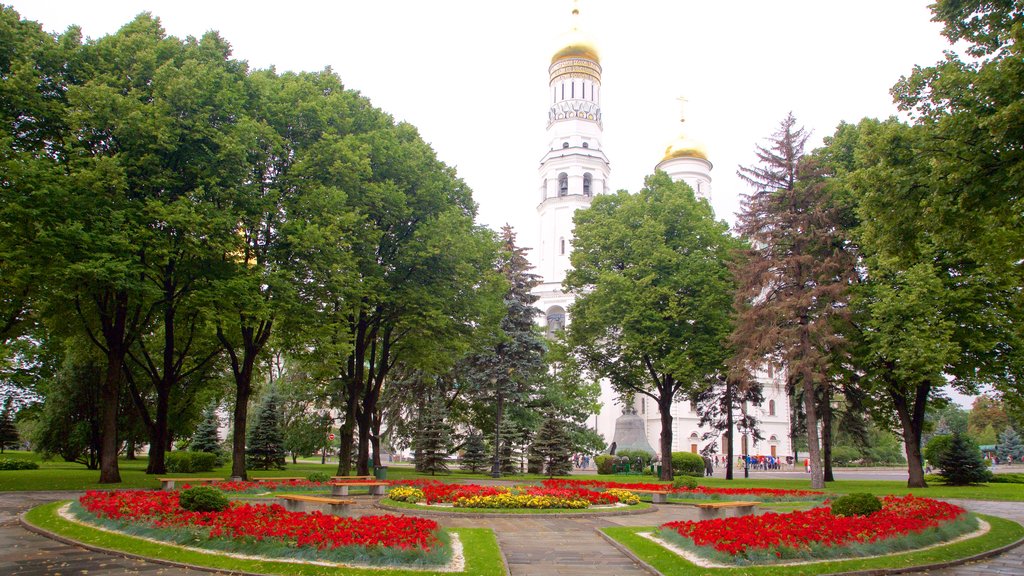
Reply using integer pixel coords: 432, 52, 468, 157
1, 491, 1022, 575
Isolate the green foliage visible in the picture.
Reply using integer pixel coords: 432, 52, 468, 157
989, 473, 1024, 484
937, 432, 991, 485
830, 493, 882, 517
0, 397, 19, 452
670, 452, 704, 477
532, 413, 573, 477
924, 435, 953, 467
996, 428, 1023, 461
615, 449, 653, 465
246, 390, 286, 471
830, 445, 861, 466
177, 486, 229, 513
190, 406, 223, 465
164, 451, 217, 474
595, 454, 616, 475
672, 476, 698, 490
412, 397, 452, 476
0, 458, 39, 470
306, 472, 330, 482
460, 432, 490, 474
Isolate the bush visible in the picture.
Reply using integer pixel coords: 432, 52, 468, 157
0, 458, 39, 470
178, 486, 229, 512
831, 493, 882, 517
830, 445, 861, 466
670, 452, 704, 477
307, 472, 330, 483
595, 454, 616, 475
923, 435, 953, 467
989, 473, 1024, 484
615, 449, 652, 465
165, 451, 217, 473
672, 475, 698, 490
937, 432, 991, 485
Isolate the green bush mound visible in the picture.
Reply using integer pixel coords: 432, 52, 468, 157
178, 486, 230, 512
595, 454, 616, 475
672, 476, 698, 490
306, 472, 330, 482
0, 458, 39, 470
670, 452, 704, 477
831, 493, 882, 517
165, 451, 217, 473
989, 473, 1024, 484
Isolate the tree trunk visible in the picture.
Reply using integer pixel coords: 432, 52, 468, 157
659, 388, 674, 481
725, 379, 734, 480
491, 392, 504, 477
890, 380, 930, 488
337, 385, 358, 476
219, 320, 272, 481
230, 379, 251, 480
821, 385, 834, 482
146, 385, 171, 474
99, 345, 123, 483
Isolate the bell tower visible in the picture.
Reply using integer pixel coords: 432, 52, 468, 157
534, 2, 611, 331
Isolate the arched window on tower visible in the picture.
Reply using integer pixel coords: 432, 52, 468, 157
558, 173, 568, 197
546, 306, 566, 337
559, 237, 565, 255
769, 399, 776, 416
583, 173, 592, 197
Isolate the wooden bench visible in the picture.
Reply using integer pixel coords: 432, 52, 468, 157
252, 476, 307, 483
329, 481, 389, 496
277, 494, 355, 515
633, 489, 673, 504
693, 500, 760, 520
331, 475, 376, 481
158, 477, 224, 491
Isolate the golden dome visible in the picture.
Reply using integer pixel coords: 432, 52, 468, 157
551, 6, 599, 64
662, 136, 708, 162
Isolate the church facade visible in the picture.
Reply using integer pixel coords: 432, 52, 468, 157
531, 6, 793, 461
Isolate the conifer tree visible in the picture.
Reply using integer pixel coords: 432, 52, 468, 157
997, 428, 1023, 461
0, 397, 19, 453
191, 405, 223, 462
246, 389, 286, 470
732, 114, 856, 489
938, 431, 989, 485
460, 431, 489, 473
532, 412, 573, 477
696, 375, 763, 480
413, 397, 452, 475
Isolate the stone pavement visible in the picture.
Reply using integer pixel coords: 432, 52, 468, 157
1, 491, 1022, 576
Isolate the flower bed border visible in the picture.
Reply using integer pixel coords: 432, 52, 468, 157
377, 497, 655, 518
22, 501, 507, 576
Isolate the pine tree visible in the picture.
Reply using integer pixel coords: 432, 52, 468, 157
0, 397, 19, 453
997, 428, 1024, 461
696, 375, 763, 480
532, 412, 573, 477
732, 114, 856, 489
413, 397, 452, 475
460, 431, 489, 473
499, 419, 524, 475
191, 405, 223, 463
246, 389, 286, 470
937, 431, 990, 485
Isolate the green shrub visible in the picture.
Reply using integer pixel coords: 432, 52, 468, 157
989, 473, 1024, 484
165, 451, 217, 473
831, 493, 882, 517
937, 432, 991, 485
0, 458, 39, 470
830, 445, 861, 466
178, 486, 229, 512
923, 435, 953, 467
595, 454, 616, 475
672, 475, 698, 490
670, 452, 704, 476
615, 449, 653, 465
307, 472, 330, 483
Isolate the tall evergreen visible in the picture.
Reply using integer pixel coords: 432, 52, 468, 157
468, 225, 546, 477
191, 405, 223, 462
532, 412, 573, 477
460, 431, 490, 473
696, 375, 763, 480
246, 389, 286, 470
0, 397, 19, 453
997, 428, 1023, 461
412, 397, 452, 475
937, 431, 989, 485
732, 114, 856, 489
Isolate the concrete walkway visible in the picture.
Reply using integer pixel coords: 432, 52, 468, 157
1, 491, 1022, 575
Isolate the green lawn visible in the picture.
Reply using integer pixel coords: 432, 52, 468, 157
601, 514, 1024, 576
25, 500, 506, 576
2, 452, 1022, 502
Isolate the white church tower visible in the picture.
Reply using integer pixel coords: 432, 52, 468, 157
533, 3, 610, 334
656, 97, 713, 202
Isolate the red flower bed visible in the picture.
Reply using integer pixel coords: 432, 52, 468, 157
660, 495, 967, 558
78, 490, 441, 552
543, 478, 824, 500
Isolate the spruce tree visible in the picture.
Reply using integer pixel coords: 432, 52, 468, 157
246, 389, 286, 470
460, 431, 489, 473
413, 397, 452, 475
191, 405, 223, 463
997, 428, 1024, 461
533, 413, 573, 477
937, 431, 989, 485
0, 397, 19, 453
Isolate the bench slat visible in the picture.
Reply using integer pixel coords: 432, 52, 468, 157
278, 495, 354, 505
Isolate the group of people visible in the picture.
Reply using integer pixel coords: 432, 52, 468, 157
571, 453, 592, 469
737, 454, 785, 471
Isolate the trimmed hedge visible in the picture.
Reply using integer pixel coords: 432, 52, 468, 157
670, 451, 704, 476
831, 493, 882, 517
165, 451, 217, 473
0, 458, 39, 470
178, 486, 229, 512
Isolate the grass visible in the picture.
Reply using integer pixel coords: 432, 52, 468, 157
380, 497, 652, 515
601, 514, 1024, 576
25, 500, 506, 576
